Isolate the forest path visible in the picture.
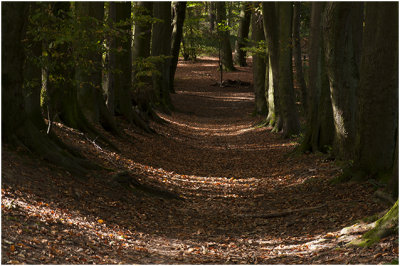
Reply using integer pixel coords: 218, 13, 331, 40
2, 58, 396, 264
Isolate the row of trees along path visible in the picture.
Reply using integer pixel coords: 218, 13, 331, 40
2, 2, 398, 264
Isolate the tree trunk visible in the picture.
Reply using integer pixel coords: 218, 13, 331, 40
300, 2, 334, 153
262, 2, 282, 131
251, 5, 267, 115
235, 2, 251, 67
277, 3, 300, 138
114, 2, 133, 121
352, 2, 398, 184
292, 2, 308, 115
103, 2, 116, 115
323, 3, 363, 159
151, 1, 173, 111
209, 2, 216, 32
2, 2, 93, 176
216, 2, 235, 72
170, 2, 187, 93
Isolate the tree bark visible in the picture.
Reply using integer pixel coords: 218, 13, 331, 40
169, 2, 186, 93
235, 2, 251, 67
277, 3, 300, 138
103, 2, 116, 115
352, 2, 398, 185
251, 5, 267, 115
262, 2, 282, 131
216, 2, 235, 72
209, 2, 216, 32
300, 2, 334, 153
151, 1, 173, 111
323, 3, 363, 159
292, 2, 308, 115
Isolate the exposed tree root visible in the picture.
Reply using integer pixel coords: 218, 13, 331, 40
350, 200, 398, 247
238, 204, 327, 219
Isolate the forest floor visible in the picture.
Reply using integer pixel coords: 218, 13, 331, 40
2, 57, 398, 264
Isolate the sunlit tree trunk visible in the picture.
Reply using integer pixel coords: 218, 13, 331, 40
216, 2, 235, 71
292, 2, 308, 115
277, 2, 300, 138
251, 4, 267, 115
300, 2, 334, 153
170, 2, 186, 93
151, 1, 173, 111
103, 2, 116, 115
262, 2, 281, 131
352, 3, 398, 191
323, 3, 363, 159
235, 2, 251, 67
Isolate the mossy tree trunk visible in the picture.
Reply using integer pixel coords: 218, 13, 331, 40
323, 3, 363, 160
351, 2, 398, 187
277, 3, 300, 138
300, 2, 334, 153
151, 1, 173, 111
251, 4, 267, 116
292, 2, 308, 115
216, 2, 235, 72
235, 2, 251, 67
262, 2, 282, 131
170, 2, 187, 93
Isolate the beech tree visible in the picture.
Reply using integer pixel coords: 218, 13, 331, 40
216, 1, 235, 71
323, 3, 363, 160
234, 2, 251, 67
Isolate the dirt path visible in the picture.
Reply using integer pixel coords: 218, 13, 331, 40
2, 57, 398, 264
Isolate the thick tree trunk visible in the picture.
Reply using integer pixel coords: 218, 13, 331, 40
235, 2, 251, 67
300, 2, 334, 153
114, 2, 133, 121
292, 2, 308, 115
323, 3, 362, 160
169, 2, 187, 93
277, 3, 300, 138
216, 2, 235, 72
352, 2, 398, 184
209, 2, 216, 32
262, 2, 282, 131
151, 1, 173, 111
251, 5, 267, 116
2, 2, 94, 176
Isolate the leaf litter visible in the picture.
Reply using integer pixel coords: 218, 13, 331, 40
2, 57, 398, 264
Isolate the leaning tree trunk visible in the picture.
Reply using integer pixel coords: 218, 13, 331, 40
151, 1, 173, 111
323, 3, 363, 160
277, 2, 300, 138
235, 2, 251, 67
292, 2, 308, 115
300, 2, 334, 153
216, 2, 235, 71
352, 2, 398, 186
251, 4, 267, 116
262, 2, 282, 131
169, 2, 187, 93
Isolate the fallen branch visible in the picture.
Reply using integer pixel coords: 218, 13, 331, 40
238, 203, 327, 219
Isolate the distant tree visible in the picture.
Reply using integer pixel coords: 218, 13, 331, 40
277, 2, 300, 138
300, 2, 334, 153
251, 4, 267, 115
292, 2, 308, 114
235, 2, 251, 67
216, 1, 235, 71
151, 1, 173, 111
170, 2, 187, 93
323, 3, 363, 160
